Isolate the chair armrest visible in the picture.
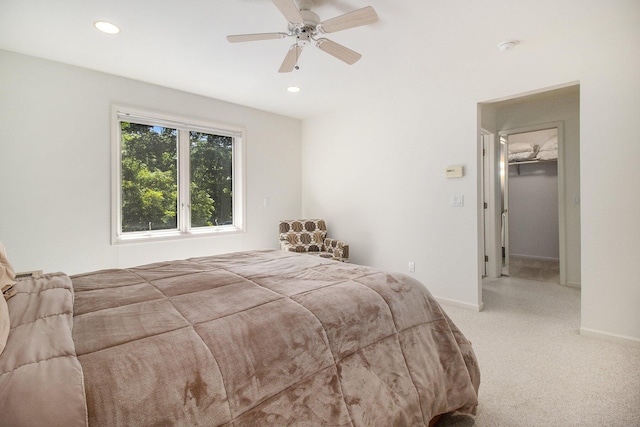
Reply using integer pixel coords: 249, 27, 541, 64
280, 242, 306, 253
323, 238, 349, 260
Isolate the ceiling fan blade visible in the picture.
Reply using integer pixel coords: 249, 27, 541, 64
272, 0, 304, 25
319, 6, 378, 33
316, 38, 362, 65
279, 44, 303, 73
227, 32, 288, 43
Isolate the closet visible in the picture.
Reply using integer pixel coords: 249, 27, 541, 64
502, 128, 560, 282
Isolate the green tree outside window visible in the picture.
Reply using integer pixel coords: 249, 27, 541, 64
120, 122, 233, 233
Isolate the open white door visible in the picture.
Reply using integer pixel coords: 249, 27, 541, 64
500, 136, 510, 276
481, 129, 503, 279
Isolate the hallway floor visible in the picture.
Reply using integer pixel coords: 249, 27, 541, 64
507, 256, 560, 283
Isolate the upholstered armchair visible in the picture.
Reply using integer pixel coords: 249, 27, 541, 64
279, 219, 349, 261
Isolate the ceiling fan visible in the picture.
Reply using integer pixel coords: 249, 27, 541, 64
227, 0, 378, 73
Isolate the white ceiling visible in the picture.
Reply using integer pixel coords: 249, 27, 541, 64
0, 0, 600, 119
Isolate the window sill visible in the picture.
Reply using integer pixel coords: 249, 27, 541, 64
113, 225, 244, 245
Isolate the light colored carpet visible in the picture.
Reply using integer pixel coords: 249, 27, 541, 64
508, 256, 560, 283
436, 276, 640, 427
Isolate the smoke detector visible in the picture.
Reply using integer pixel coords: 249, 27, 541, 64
498, 40, 519, 51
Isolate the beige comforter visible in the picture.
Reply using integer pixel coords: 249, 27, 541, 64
0, 273, 87, 426
2, 249, 479, 426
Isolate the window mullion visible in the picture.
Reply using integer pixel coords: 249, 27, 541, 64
178, 129, 191, 232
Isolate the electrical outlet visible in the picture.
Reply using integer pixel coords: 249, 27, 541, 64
15, 270, 43, 280
408, 261, 415, 273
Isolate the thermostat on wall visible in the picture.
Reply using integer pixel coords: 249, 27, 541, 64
446, 165, 464, 178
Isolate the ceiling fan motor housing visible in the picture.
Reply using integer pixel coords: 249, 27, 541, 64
296, 0, 315, 12
300, 9, 320, 28
290, 7, 319, 46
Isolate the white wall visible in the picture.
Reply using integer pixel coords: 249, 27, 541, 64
508, 161, 559, 260
302, 83, 482, 308
0, 50, 302, 275
302, 3, 640, 342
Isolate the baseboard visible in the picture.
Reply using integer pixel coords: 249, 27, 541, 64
580, 327, 640, 348
509, 254, 560, 262
436, 296, 484, 312
566, 281, 581, 288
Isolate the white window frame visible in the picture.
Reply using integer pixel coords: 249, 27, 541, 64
111, 105, 245, 244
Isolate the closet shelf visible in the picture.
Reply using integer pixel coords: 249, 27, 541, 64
508, 158, 557, 175
507, 159, 557, 166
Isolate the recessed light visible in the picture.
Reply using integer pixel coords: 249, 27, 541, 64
287, 86, 301, 93
94, 21, 120, 35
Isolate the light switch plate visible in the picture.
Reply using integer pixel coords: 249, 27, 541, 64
450, 195, 464, 207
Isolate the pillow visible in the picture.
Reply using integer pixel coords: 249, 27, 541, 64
0, 296, 8, 356
0, 241, 17, 299
540, 136, 558, 151
508, 142, 539, 154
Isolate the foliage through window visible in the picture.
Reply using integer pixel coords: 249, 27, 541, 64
189, 131, 234, 228
113, 108, 243, 242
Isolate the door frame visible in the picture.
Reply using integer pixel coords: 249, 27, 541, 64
480, 132, 490, 277
496, 121, 566, 285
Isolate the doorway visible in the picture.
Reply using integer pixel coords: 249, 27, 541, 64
479, 84, 581, 296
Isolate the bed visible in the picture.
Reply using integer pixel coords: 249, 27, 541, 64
1, 249, 479, 426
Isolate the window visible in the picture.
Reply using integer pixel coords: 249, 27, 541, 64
112, 107, 244, 243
